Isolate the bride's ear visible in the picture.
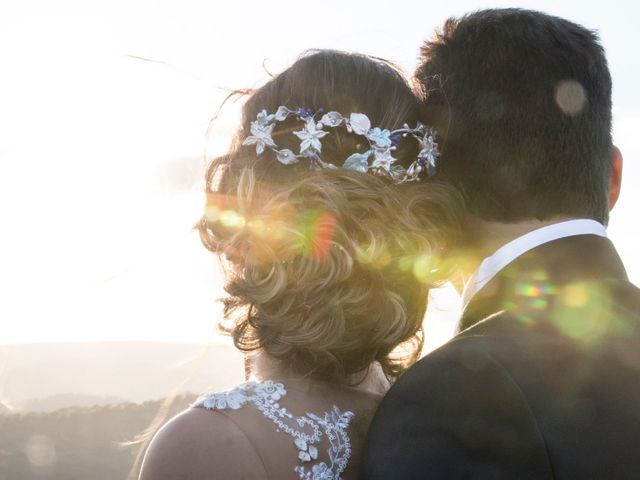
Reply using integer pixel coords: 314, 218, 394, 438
608, 145, 623, 211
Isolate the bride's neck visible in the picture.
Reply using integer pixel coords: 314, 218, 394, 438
246, 351, 390, 396
246, 351, 289, 381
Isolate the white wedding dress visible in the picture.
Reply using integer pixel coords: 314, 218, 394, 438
192, 378, 383, 479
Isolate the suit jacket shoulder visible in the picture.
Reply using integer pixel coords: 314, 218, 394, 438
361, 331, 555, 479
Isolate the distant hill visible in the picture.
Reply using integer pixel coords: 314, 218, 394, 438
0, 342, 244, 412
0, 401, 12, 415
18, 394, 128, 413
0, 394, 196, 480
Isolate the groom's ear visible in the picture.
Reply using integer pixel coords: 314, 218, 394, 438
608, 145, 623, 211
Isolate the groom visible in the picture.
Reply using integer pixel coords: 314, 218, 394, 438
362, 9, 640, 479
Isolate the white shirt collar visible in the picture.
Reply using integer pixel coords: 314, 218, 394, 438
461, 219, 607, 309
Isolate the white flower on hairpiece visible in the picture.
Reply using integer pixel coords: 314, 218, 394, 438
256, 109, 275, 125
243, 121, 276, 154
420, 146, 437, 168
418, 131, 439, 173
294, 118, 329, 154
274, 106, 291, 121
348, 113, 371, 135
371, 148, 396, 171
276, 149, 299, 165
320, 111, 344, 127
343, 151, 371, 173
367, 127, 393, 148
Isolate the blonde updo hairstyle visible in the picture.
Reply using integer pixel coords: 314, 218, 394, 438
199, 50, 463, 382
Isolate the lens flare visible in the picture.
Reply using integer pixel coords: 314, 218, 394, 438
202, 194, 442, 273
413, 254, 434, 284
220, 209, 246, 228
516, 283, 542, 297
552, 282, 612, 343
204, 204, 220, 222
562, 283, 589, 308
25, 434, 56, 468
555, 80, 587, 116
397, 256, 412, 272
300, 211, 337, 262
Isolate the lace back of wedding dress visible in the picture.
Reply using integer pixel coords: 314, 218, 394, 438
193, 380, 371, 479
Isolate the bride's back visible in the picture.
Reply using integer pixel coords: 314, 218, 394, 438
138, 50, 463, 479
143, 378, 382, 479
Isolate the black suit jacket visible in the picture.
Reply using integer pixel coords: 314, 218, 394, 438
361, 235, 640, 479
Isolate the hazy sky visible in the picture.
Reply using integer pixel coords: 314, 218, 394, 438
1, 0, 638, 345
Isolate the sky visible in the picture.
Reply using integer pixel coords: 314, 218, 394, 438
0, 0, 638, 347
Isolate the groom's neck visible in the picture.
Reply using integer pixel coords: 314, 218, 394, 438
463, 216, 575, 271
475, 218, 570, 257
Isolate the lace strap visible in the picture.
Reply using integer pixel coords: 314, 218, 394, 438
194, 380, 354, 479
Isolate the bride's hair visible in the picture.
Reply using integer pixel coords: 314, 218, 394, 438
199, 50, 463, 382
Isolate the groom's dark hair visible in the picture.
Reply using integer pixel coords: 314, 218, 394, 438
416, 8, 613, 223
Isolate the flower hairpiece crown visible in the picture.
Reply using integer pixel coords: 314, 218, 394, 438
242, 106, 439, 183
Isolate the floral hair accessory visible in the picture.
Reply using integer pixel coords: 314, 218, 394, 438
242, 106, 439, 182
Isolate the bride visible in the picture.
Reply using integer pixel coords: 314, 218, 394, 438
138, 49, 463, 479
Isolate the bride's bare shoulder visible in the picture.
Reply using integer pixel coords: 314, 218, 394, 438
138, 407, 266, 480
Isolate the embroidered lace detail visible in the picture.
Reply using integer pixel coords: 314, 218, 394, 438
193, 381, 354, 480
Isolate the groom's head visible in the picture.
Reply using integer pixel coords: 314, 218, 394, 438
416, 9, 618, 225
